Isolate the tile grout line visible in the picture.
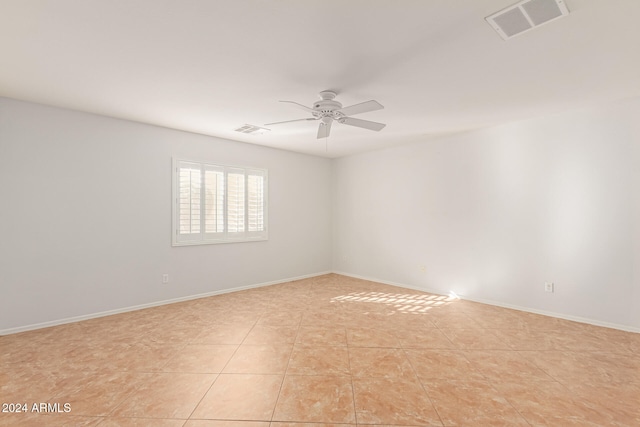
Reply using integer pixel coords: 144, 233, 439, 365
183, 317, 260, 421
345, 327, 359, 426
270, 302, 303, 423
400, 342, 446, 427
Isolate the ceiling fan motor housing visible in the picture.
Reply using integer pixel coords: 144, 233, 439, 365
313, 91, 343, 121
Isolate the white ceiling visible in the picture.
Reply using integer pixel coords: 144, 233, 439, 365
2, 0, 640, 158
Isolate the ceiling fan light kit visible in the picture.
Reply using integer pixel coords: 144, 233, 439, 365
265, 91, 386, 139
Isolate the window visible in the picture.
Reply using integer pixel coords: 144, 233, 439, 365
172, 159, 267, 245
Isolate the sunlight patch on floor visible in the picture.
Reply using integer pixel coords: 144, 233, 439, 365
331, 291, 457, 313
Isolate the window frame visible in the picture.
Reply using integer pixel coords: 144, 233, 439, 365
172, 158, 268, 246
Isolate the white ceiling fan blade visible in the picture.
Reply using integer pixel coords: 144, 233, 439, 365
340, 117, 386, 131
280, 100, 314, 113
336, 100, 383, 116
265, 117, 317, 126
317, 121, 332, 139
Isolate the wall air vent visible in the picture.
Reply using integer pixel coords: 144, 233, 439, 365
486, 0, 569, 40
234, 124, 271, 135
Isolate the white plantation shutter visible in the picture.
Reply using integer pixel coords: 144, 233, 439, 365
173, 159, 268, 245
226, 170, 245, 233
204, 167, 224, 234
247, 171, 265, 233
178, 163, 201, 236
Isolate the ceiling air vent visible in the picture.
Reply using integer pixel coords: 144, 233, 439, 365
486, 0, 569, 40
234, 124, 270, 135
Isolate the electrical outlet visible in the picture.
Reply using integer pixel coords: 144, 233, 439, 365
544, 282, 554, 293
162, 274, 169, 284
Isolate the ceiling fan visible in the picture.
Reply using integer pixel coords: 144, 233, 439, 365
265, 91, 386, 139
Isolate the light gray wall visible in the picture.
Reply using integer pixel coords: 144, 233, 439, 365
3, 96, 640, 332
0, 98, 332, 331
333, 97, 640, 331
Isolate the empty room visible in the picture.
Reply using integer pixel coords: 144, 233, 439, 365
1, 0, 639, 426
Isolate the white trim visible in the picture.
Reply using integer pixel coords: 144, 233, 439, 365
0, 271, 331, 335
332, 271, 640, 334
5, 270, 638, 336
458, 295, 640, 334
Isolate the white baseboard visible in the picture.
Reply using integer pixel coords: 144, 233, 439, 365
0, 271, 332, 335
332, 270, 640, 334
5, 270, 638, 335
459, 294, 640, 334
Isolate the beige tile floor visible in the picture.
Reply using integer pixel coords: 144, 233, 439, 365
1, 273, 639, 426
